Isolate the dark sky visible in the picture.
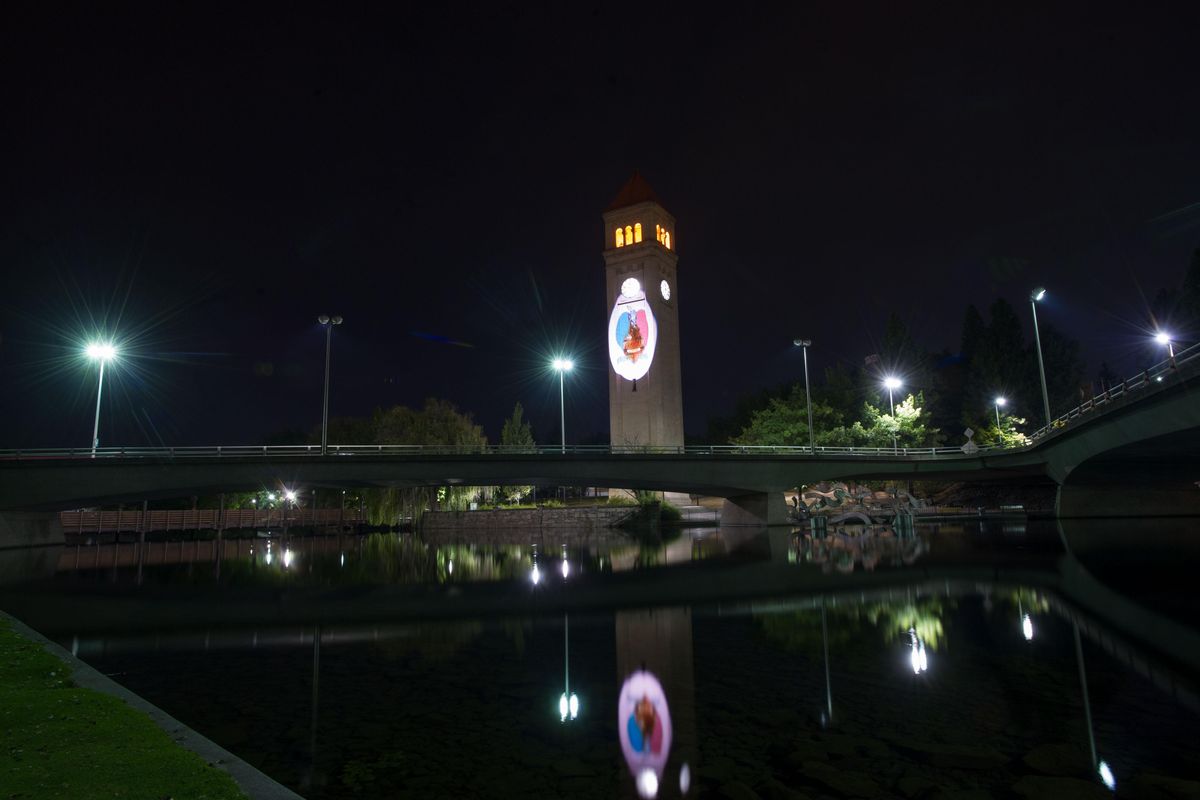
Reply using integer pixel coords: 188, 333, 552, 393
3, 5, 1199, 449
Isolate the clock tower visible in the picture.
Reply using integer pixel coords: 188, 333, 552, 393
603, 172, 684, 451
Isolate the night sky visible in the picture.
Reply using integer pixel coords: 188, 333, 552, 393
3, 5, 1199, 449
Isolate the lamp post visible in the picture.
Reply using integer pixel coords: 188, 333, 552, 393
85, 342, 117, 457
552, 358, 574, 454
994, 396, 1007, 430
883, 376, 901, 453
1155, 331, 1176, 366
318, 315, 343, 456
793, 339, 815, 454
1030, 289, 1052, 430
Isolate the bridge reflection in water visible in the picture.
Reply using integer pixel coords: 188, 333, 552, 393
2, 520, 1198, 798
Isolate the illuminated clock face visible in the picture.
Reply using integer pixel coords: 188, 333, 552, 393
660, 280, 671, 301
608, 283, 658, 382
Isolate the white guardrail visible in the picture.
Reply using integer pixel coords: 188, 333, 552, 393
1, 342, 1195, 463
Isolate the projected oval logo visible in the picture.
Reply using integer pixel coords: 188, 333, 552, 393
618, 670, 673, 797
608, 279, 657, 381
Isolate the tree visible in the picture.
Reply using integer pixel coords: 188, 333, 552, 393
730, 385, 849, 447
1031, 322, 1086, 416
500, 402, 535, 451
861, 393, 943, 448
499, 402, 535, 503
957, 298, 1035, 439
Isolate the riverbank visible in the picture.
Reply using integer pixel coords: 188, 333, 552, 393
0, 613, 297, 800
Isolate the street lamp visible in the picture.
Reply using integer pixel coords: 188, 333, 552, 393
1155, 331, 1176, 365
883, 376, 901, 453
994, 396, 1007, 430
1029, 289, 1052, 430
793, 339, 815, 454
85, 342, 117, 456
551, 357, 574, 454
318, 315, 343, 456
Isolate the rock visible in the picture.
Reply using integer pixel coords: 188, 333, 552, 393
931, 791, 994, 800
801, 762, 884, 798
817, 732, 892, 758
785, 742, 829, 768
718, 781, 763, 800
1125, 772, 1200, 799
699, 757, 739, 785
897, 774, 939, 798
1012, 775, 1111, 800
756, 778, 812, 800
552, 757, 594, 778
1021, 743, 1089, 777
899, 741, 1010, 770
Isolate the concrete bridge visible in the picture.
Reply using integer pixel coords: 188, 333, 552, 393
1, 344, 1197, 536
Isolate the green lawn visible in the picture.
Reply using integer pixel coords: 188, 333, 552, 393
0, 618, 249, 800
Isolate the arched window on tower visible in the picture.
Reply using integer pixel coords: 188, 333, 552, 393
625, 225, 633, 245
634, 222, 643, 243
615, 227, 625, 248
655, 224, 662, 243
664, 231, 671, 249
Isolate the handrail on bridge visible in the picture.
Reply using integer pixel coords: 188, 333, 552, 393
1, 341, 1194, 463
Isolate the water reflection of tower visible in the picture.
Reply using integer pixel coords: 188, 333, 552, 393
615, 607, 697, 798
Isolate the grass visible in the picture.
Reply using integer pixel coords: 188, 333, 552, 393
0, 618, 248, 800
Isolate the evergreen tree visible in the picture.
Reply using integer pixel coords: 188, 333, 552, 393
500, 402, 536, 450
499, 402, 535, 502
963, 298, 1029, 429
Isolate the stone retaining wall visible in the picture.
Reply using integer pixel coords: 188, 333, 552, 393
422, 505, 636, 533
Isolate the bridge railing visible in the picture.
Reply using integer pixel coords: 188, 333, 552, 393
3, 340, 1194, 462
1027, 339, 1200, 442
0, 442, 1003, 460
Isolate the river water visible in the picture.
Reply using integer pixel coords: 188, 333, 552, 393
1, 520, 1198, 799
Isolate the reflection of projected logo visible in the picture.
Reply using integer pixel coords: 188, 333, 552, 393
618, 671, 672, 797
608, 297, 658, 381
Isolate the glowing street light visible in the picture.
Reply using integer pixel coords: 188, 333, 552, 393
994, 396, 1007, 430
1022, 613, 1034, 641
318, 315, 343, 456
883, 376, 901, 453
1155, 330, 1176, 364
1029, 289, 1052, 430
85, 342, 118, 457
793, 339, 815, 454
552, 357, 574, 454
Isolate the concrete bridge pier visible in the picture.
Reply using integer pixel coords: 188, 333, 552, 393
1056, 470, 1200, 518
721, 492, 789, 526
0, 512, 65, 549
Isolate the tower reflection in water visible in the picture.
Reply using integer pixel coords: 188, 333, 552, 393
616, 608, 695, 798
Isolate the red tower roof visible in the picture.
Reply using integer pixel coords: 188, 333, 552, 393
606, 170, 661, 211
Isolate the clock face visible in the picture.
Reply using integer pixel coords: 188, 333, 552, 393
660, 279, 671, 301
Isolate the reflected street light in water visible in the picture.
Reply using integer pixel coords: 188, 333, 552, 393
85, 342, 117, 456
1018, 596, 1034, 641
908, 628, 928, 674
559, 614, 579, 722
1074, 621, 1114, 791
